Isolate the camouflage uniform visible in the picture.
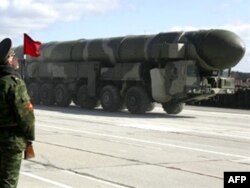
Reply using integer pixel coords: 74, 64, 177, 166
0, 39, 35, 188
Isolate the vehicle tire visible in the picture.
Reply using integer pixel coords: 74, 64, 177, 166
146, 102, 155, 112
27, 83, 40, 104
125, 86, 150, 114
72, 96, 79, 106
162, 102, 185, 114
55, 84, 72, 107
39, 83, 55, 106
77, 85, 98, 109
100, 85, 123, 112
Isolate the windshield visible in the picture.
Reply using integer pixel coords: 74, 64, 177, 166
221, 68, 231, 77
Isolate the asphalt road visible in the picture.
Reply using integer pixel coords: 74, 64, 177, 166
18, 105, 250, 188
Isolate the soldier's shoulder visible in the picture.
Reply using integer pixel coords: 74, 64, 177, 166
0, 75, 24, 86
10, 75, 22, 83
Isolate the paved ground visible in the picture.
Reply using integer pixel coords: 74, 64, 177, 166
18, 105, 250, 188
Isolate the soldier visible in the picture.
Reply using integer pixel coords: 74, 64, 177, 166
0, 38, 35, 188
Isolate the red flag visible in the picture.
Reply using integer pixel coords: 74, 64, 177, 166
23, 33, 41, 57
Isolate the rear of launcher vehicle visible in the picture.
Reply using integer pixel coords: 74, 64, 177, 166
15, 29, 245, 115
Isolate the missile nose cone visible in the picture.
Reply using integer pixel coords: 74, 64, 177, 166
199, 30, 246, 69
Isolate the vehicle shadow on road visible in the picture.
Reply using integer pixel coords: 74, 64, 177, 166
35, 105, 195, 119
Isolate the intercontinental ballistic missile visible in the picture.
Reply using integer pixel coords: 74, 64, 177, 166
13, 29, 246, 115
17, 29, 245, 71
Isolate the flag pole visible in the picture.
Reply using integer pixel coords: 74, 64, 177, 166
21, 55, 27, 80
22, 33, 42, 79
22, 33, 26, 80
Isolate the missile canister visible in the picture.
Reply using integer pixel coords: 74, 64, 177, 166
18, 29, 245, 71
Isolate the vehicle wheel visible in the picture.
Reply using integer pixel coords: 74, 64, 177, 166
55, 84, 72, 107
125, 86, 150, 114
77, 85, 98, 109
27, 83, 40, 104
72, 96, 79, 106
162, 102, 185, 114
39, 83, 55, 106
100, 85, 123, 112
147, 102, 155, 112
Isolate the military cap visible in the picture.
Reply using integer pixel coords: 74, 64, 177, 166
0, 38, 12, 64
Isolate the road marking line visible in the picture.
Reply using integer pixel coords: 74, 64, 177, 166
231, 158, 250, 163
38, 124, 250, 159
117, 123, 188, 132
21, 172, 72, 188
114, 122, 250, 140
37, 114, 250, 140
183, 109, 250, 118
191, 130, 250, 140
63, 170, 130, 188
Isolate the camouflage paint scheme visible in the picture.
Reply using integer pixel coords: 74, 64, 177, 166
15, 29, 245, 114
0, 66, 35, 188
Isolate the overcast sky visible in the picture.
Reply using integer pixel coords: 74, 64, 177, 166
1, 0, 249, 72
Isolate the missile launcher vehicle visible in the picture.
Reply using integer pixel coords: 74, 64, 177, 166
15, 29, 245, 114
